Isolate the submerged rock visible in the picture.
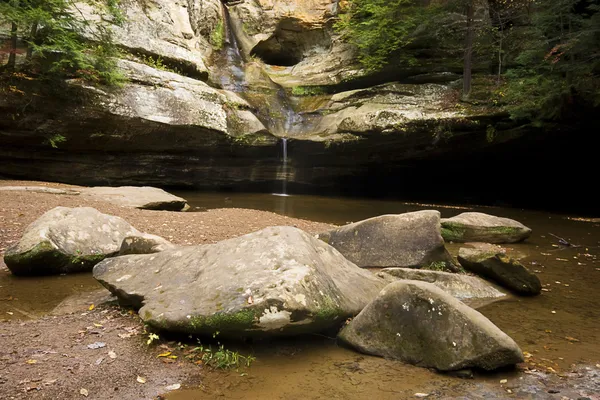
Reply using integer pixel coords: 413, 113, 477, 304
377, 268, 506, 307
338, 281, 524, 371
4, 207, 171, 276
458, 243, 542, 295
81, 186, 188, 211
93, 226, 385, 338
317, 211, 456, 270
441, 212, 532, 244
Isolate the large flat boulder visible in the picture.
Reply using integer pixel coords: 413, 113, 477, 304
458, 243, 542, 295
3, 207, 171, 276
93, 226, 386, 338
377, 268, 506, 307
81, 186, 188, 211
441, 212, 532, 244
317, 211, 456, 270
338, 281, 524, 371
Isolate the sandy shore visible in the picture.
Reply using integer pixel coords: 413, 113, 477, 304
0, 180, 334, 253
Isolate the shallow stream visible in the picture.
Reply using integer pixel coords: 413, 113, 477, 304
1, 193, 598, 399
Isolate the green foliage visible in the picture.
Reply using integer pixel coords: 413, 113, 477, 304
192, 343, 256, 369
45, 133, 66, 148
334, 0, 438, 72
139, 54, 179, 74
501, 0, 600, 122
0, 0, 126, 86
210, 20, 225, 50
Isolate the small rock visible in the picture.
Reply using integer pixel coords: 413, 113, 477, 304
136, 376, 147, 384
414, 394, 429, 398
80, 388, 89, 397
108, 350, 117, 359
166, 383, 181, 391
500, 379, 508, 384
87, 342, 106, 349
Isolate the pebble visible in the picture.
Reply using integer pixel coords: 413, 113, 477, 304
414, 394, 429, 398
500, 379, 508, 384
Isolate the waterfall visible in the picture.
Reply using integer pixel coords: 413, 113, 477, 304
273, 138, 290, 197
214, 4, 305, 137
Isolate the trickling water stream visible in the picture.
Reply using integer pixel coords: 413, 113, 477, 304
212, 3, 305, 137
273, 138, 290, 197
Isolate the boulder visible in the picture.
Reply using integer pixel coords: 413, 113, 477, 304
81, 186, 188, 211
3, 207, 171, 276
93, 226, 385, 338
338, 281, 524, 371
441, 212, 532, 244
377, 268, 506, 307
317, 211, 456, 270
0, 186, 80, 195
118, 235, 176, 256
457, 244, 542, 295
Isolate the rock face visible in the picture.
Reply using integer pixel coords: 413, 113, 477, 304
3, 207, 171, 276
317, 211, 455, 269
81, 186, 188, 211
93, 226, 385, 338
458, 244, 542, 295
441, 212, 532, 244
377, 268, 506, 307
338, 281, 524, 371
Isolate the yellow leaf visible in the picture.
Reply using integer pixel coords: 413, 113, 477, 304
136, 376, 146, 384
157, 352, 171, 358
26, 359, 38, 364
168, 355, 178, 359
88, 304, 95, 311
93, 323, 103, 328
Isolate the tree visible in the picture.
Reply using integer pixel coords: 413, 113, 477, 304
334, 0, 437, 72
502, 0, 599, 122
0, 0, 124, 85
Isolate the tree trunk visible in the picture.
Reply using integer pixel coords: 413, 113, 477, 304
462, 2, 475, 99
26, 22, 38, 62
7, 21, 18, 70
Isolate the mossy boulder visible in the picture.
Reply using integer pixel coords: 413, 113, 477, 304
4, 207, 171, 276
441, 212, 532, 244
457, 243, 542, 295
93, 226, 385, 338
338, 281, 524, 372
317, 211, 456, 270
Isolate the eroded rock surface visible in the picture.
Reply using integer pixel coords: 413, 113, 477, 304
93, 226, 385, 338
338, 280, 524, 371
377, 268, 506, 307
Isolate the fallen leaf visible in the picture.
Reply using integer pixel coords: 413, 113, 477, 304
26, 359, 38, 364
551, 311, 557, 314
93, 323, 103, 328
500, 379, 508, 384
88, 304, 95, 311
168, 355, 178, 359
157, 352, 172, 358
136, 376, 146, 384
95, 357, 104, 365
565, 336, 580, 342
118, 333, 132, 339
545, 330, 552, 333
80, 388, 89, 397
165, 383, 181, 391
108, 351, 117, 359
43, 379, 57, 386
87, 342, 106, 349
